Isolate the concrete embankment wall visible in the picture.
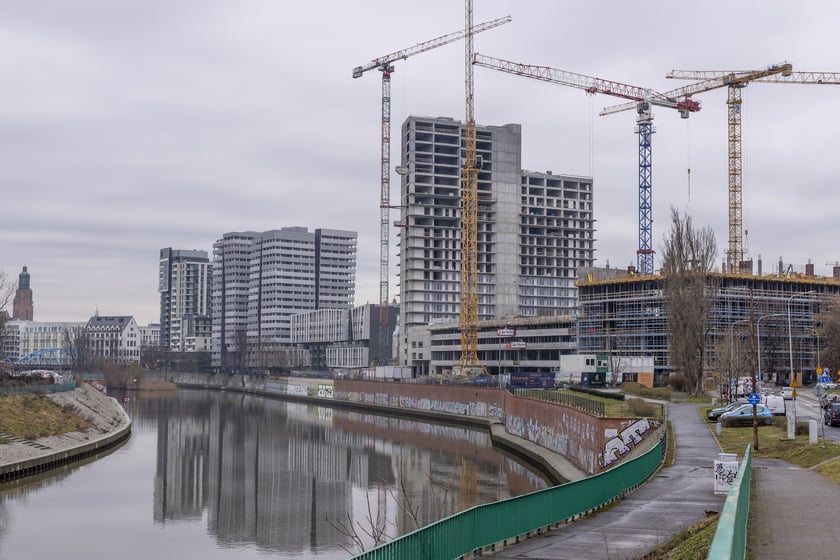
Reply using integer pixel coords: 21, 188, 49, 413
0, 383, 132, 482
171, 373, 662, 477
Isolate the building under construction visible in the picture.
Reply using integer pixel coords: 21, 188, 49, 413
397, 115, 595, 375
577, 261, 840, 387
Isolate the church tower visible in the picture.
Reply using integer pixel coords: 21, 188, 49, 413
12, 266, 33, 320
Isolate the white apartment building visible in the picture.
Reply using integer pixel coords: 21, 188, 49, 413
139, 323, 161, 350
1, 320, 85, 362
212, 227, 357, 371
397, 116, 595, 374
159, 248, 211, 352
212, 231, 256, 368
85, 315, 141, 364
290, 303, 398, 371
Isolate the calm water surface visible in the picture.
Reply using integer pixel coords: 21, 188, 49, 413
0, 389, 547, 559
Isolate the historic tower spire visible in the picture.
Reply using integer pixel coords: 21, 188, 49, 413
12, 266, 33, 320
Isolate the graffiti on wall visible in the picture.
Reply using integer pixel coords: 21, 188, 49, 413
505, 414, 597, 473
598, 418, 652, 468
317, 384, 333, 399
329, 390, 502, 420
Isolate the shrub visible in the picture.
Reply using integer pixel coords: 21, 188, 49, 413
668, 372, 688, 393
625, 397, 658, 417
569, 387, 625, 401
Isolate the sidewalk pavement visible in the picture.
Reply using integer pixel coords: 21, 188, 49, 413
747, 391, 840, 558
485, 402, 726, 560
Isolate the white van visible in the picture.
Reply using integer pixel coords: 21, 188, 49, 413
761, 393, 786, 416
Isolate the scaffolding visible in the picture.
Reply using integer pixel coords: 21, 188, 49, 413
577, 271, 838, 386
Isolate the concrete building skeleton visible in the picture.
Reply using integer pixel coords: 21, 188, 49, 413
397, 116, 595, 375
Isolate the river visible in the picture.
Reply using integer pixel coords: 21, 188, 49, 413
0, 388, 548, 559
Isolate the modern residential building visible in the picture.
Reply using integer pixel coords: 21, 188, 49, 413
212, 231, 256, 369
212, 227, 357, 371
427, 315, 577, 377
397, 115, 595, 374
0, 320, 85, 362
290, 303, 399, 372
139, 322, 161, 351
159, 248, 211, 352
12, 266, 33, 321
85, 315, 141, 364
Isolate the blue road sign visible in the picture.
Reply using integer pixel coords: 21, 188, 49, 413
820, 374, 831, 384
748, 393, 761, 405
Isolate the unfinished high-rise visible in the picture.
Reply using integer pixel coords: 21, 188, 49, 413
397, 116, 595, 374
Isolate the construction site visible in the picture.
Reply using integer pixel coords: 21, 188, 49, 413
352, 2, 840, 381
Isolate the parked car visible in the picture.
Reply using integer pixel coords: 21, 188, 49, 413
719, 403, 774, 427
761, 394, 786, 416
825, 403, 840, 427
707, 400, 747, 421
820, 393, 840, 409
780, 386, 795, 400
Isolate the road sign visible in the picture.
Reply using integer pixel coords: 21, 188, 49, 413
748, 393, 760, 405
820, 374, 831, 384
790, 377, 798, 388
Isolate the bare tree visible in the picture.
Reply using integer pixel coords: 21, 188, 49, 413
0, 270, 17, 342
715, 330, 752, 400
660, 206, 718, 396
232, 329, 248, 374
62, 326, 94, 373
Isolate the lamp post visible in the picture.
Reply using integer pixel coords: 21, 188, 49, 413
729, 318, 754, 447
788, 291, 816, 387
757, 313, 786, 385
728, 318, 751, 399
756, 313, 787, 447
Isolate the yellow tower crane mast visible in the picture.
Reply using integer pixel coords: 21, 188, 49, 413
601, 62, 820, 273
460, 0, 483, 375
666, 66, 840, 272
352, 15, 510, 365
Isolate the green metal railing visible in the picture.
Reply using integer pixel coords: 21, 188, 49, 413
351, 431, 665, 560
513, 388, 664, 418
707, 444, 752, 560
0, 381, 76, 395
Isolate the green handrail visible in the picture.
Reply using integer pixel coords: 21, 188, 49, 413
351, 431, 665, 560
707, 444, 752, 560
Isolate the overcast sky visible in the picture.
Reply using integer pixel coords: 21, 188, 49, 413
2, 1, 839, 325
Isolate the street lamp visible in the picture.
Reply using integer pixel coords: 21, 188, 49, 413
757, 313, 786, 385
788, 291, 816, 387
728, 318, 751, 399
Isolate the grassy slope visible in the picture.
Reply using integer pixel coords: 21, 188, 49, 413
0, 394, 92, 441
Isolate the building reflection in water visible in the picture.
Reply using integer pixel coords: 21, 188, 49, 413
137, 390, 548, 556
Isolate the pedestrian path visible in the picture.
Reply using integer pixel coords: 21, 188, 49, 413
748, 456, 840, 558
485, 402, 726, 559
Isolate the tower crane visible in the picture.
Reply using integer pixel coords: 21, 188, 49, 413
352, 15, 511, 366
472, 53, 702, 275
668, 70, 840, 272
460, 0, 483, 374
601, 63, 808, 272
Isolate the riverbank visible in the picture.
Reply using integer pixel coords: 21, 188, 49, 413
0, 383, 131, 482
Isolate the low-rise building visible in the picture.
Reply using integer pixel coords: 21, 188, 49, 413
85, 315, 141, 364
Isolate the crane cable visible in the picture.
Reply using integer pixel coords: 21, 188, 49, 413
686, 118, 691, 202
588, 95, 595, 178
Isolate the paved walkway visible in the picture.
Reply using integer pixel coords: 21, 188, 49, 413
747, 390, 840, 558
485, 402, 726, 560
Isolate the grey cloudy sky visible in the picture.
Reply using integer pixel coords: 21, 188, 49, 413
2, 1, 839, 324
